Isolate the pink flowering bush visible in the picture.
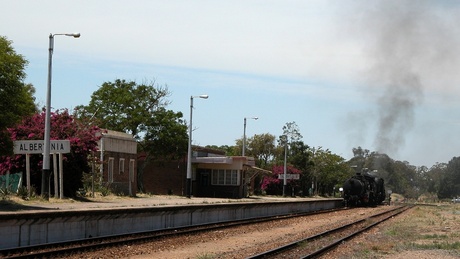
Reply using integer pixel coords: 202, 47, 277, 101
0, 109, 102, 197
261, 165, 301, 195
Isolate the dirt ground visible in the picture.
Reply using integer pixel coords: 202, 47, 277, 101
126, 203, 460, 259
326, 203, 460, 258
2, 195, 459, 258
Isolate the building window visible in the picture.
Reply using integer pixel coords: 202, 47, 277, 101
230, 170, 238, 184
119, 158, 125, 174
129, 159, 135, 183
108, 157, 114, 183
211, 169, 239, 186
212, 170, 217, 185
218, 169, 225, 184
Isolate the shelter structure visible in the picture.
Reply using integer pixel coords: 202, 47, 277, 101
97, 130, 137, 196
140, 146, 271, 198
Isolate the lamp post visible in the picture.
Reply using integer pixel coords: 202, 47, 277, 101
42, 33, 80, 199
242, 117, 258, 156
282, 135, 288, 196
186, 94, 208, 198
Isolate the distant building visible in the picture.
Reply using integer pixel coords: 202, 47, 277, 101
98, 130, 137, 196
140, 146, 271, 198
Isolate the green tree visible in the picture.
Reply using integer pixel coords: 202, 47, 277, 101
425, 163, 446, 195
276, 121, 303, 165
75, 79, 170, 139
310, 147, 350, 196
142, 108, 188, 161
352, 146, 370, 158
246, 133, 276, 169
289, 141, 311, 172
439, 157, 460, 199
281, 121, 302, 143
0, 36, 37, 155
205, 145, 238, 156
76, 79, 188, 192
288, 140, 314, 195
137, 108, 188, 192
232, 133, 276, 195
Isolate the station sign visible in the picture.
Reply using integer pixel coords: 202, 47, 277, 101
13, 140, 71, 154
278, 174, 300, 180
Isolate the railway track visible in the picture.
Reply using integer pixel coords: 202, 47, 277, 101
0, 207, 346, 259
247, 205, 412, 258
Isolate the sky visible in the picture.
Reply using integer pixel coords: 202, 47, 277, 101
2, 0, 460, 168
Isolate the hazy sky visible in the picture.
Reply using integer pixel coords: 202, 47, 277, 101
2, 0, 460, 167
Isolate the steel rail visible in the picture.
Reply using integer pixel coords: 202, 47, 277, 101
1, 207, 347, 259
247, 206, 411, 259
302, 205, 411, 258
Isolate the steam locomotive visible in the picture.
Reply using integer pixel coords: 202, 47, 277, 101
342, 171, 386, 207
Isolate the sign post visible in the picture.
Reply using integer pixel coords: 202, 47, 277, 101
278, 174, 300, 180
14, 140, 70, 198
14, 140, 70, 154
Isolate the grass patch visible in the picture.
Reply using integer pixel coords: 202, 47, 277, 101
421, 233, 448, 239
412, 241, 460, 250
347, 205, 460, 258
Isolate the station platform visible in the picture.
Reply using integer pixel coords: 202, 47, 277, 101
0, 194, 323, 215
0, 195, 343, 250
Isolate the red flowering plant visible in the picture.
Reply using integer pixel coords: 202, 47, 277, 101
0, 109, 102, 197
261, 165, 301, 196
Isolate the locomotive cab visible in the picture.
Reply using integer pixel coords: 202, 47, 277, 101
343, 170, 385, 207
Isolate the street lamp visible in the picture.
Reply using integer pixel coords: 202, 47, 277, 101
282, 135, 288, 196
242, 117, 258, 156
42, 32, 80, 199
186, 94, 208, 198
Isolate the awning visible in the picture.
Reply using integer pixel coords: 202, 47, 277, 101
244, 165, 272, 182
193, 157, 233, 164
244, 165, 272, 174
